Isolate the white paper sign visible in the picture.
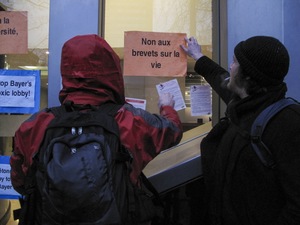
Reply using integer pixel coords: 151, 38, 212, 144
190, 85, 212, 116
156, 78, 186, 111
0, 75, 36, 107
126, 97, 147, 110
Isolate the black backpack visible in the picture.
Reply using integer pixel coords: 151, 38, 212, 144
250, 98, 298, 168
15, 102, 163, 225
235, 98, 299, 169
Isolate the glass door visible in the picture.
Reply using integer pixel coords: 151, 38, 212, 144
104, 0, 213, 130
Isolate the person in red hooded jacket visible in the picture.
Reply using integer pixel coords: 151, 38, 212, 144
10, 34, 183, 224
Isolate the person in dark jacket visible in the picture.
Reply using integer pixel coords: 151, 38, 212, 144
10, 34, 183, 224
181, 36, 300, 225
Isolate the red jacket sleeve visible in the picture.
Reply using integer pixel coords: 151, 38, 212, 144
115, 104, 183, 184
10, 110, 54, 194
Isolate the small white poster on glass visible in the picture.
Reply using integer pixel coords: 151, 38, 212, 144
190, 85, 212, 116
126, 97, 146, 110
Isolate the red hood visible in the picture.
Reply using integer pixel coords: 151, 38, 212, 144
59, 34, 125, 105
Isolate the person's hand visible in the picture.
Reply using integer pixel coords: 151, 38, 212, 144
158, 93, 175, 109
180, 37, 204, 61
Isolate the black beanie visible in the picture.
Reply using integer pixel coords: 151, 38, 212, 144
234, 36, 289, 86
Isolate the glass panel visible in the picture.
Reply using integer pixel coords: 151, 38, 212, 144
105, 0, 213, 129
0, 2, 49, 220
1, 0, 49, 111
0, 1, 49, 156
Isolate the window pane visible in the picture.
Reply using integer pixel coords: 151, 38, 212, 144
1, 0, 49, 110
105, 0, 212, 127
0, 0, 49, 155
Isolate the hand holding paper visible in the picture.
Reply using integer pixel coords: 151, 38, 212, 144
156, 79, 186, 111
158, 92, 175, 109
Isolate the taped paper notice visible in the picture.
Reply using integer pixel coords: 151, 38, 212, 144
190, 85, 212, 116
124, 31, 187, 77
0, 69, 41, 114
126, 97, 146, 110
0, 11, 28, 54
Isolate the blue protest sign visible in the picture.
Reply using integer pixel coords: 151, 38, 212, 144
0, 69, 40, 114
0, 156, 21, 199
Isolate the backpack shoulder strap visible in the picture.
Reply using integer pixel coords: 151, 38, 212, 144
251, 98, 298, 168
97, 102, 123, 116
48, 102, 122, 116
47, 106, 66, 117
